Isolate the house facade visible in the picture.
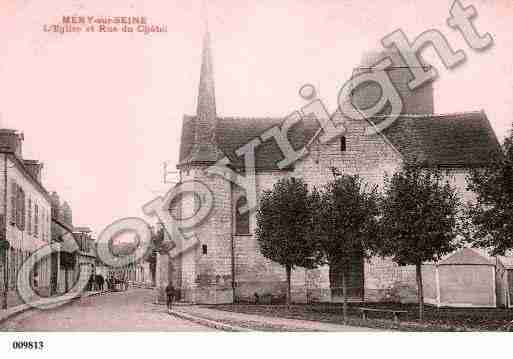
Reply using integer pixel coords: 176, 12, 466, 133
0, 129, 53, 305
162, 31, 500, 304
50, 191, 77, 294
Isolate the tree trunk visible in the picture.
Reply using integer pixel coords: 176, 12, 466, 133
285, 264, 292, 309
342, 267, 348, 323
415, 262, 424, 321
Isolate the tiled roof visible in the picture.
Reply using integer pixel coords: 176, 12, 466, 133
178, 115, 320, 170
439, 248, 495, 266
374, 111, 501, 166
178, 111, 500, 170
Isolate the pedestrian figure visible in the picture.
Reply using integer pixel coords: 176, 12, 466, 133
165, 282, 175, 312
97, 275, 104, 291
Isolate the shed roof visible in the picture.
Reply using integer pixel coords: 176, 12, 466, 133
439, 248, 495, 266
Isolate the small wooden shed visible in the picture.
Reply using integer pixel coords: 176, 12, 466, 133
423, 248, 498, 308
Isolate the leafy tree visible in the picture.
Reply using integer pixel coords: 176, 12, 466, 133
466, 129, 513, 255
146, 225, 175, 286
380, 162, 460, 320
313, 174, 380, 322
256, 178, 320, 306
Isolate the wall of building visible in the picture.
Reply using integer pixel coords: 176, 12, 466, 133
422, 264, 438, 305
232, 171, 309, 303
0, 155, 52, 299
438, 265, 496, 307
172, 111, 484, 305
226, 110, 405, 303
171, 166, 234, 303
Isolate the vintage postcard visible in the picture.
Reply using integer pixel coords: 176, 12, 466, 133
0, 0, 512, 357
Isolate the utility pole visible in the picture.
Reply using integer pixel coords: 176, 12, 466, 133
1, 239, 9, 310
2, 152, 9, 309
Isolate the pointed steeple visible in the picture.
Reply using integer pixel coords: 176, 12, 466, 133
195, 28, 217, 144
182, 25, 223, 165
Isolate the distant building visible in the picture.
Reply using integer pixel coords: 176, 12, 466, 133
99, 238, 153, 289
73, 227, 96, 289
50, 192, 77, 294
0, 129, 52, 306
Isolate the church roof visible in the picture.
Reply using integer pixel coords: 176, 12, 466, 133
178, 115, 319, 170
372, 111, 500, 167
178, 110, 500, 170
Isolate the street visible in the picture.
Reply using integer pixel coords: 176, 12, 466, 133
0, 288, 215, 331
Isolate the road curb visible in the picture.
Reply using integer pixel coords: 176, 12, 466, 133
170, 309, 252, 332
0, 290, 110, 325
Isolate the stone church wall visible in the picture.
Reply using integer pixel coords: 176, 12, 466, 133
171, 115, 476, 304
364, 257, 418, 303
232, 172, 309, 303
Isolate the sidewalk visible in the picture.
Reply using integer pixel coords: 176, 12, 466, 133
0, 290, 109, 325
173, 305, 380, 332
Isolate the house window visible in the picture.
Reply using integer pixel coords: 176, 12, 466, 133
34, 204, 39, 237
10, 182, 17, 225
9, 248, 15, 289
33, 260, 39, 288
42, 211, 46, 241
11, 183, 26, 230
202, 244, 208, 255
235, 197, 250, 235
27, 198, 32, 234
340, 136, 347, 152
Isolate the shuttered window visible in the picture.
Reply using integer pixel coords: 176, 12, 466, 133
9, 182, 26, 230
9, 248, 16, 289
17, 187, 25, 230
10, 181, 16, 225
34, 204, 39, 237
27, 198, 32, 234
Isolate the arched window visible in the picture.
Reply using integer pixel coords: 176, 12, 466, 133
235, 197, 250, 235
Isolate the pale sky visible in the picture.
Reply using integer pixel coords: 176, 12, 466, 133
0, 0, 512, 235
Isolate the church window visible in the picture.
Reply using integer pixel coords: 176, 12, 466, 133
202, 244, 208, 255
235, 197, 250, 235
340, 136, 347, 152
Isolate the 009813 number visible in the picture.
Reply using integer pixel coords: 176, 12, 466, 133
12, 341, 44, 350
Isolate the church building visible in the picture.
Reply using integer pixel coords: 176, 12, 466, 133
165, 29, 500, 304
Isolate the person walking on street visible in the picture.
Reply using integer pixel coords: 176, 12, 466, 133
165, 282, 175, 313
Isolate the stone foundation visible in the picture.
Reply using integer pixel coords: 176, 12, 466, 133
234, 281, 308, 304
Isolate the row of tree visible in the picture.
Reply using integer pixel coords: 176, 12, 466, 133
256, 130, 513, 321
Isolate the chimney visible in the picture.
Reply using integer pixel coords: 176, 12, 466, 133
61, 201, 73, 227
23, 160, 43, 183
50, 192, 61, 218
0, 129, 23, 157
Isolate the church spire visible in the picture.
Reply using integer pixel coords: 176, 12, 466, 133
195, 27, 217, 144
180, 19, 223, 165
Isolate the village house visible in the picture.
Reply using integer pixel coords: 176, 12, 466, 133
50, 191, 77, 294
0, 129, 53, 307
158, 29, 501, 305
